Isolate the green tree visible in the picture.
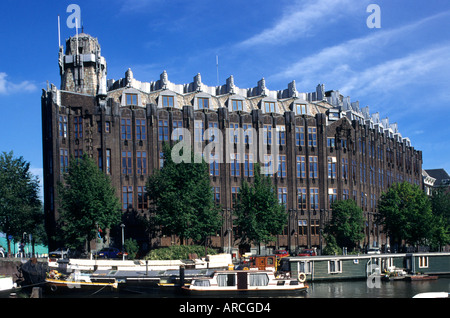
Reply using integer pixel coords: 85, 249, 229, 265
325, 199, 364, 251
234, 164, 287, 252
146, 143, 221, 245
376, 182, 436, 248
58, 155, 121, 252
0, 151, 43, 256
429, 187, 450, 249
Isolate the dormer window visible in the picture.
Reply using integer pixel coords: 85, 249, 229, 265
232, 100, 243, 111
264, 101, 275, 113
198, 97, 209, 109
162, 95, 174, 107
296, 104, 307, 115
126, 93, 137, 105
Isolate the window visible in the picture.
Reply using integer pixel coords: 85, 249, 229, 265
106, 149, 111, 175
194, 121, 204, 142
278, 155, 286, 178
74, 116, 83, 139
311, 219, 319, 235
298, 188, 307, 210
121, 118, 131, 140
309, 156, 318, 179
264, 101, 275, 113
172, 120, 183, 141
277, 126, 286, 145
327, 137, 335, 148
243, 124, 252, 144
136, 151, 147, 175
244, 154, 254, 177
418, 256, 428, 268
198, 97, 209, 109
230, 153, 240, 177
213, 187, 220, 205
232, 99, 243, 111
341, 158, 348, 180
121, 151, 132, 175
162, 95, 174, 107
328, 157, 336, 179
296, 104, 307, 115
122, 186, 133, 210
278, 187, 287, 206
126, 93, 137, 105
158, 120, 169, 141
295, 127, 305, 147
209, 153, 219, 176
231, 187, 240, 207
329, 188, 337, 208
208, 122, 218, 142
310, 188, 319, 210
297, 156, 306, 178
298, 220, 307, 236
308, 127, 317, 147
263, 125, 272, 145
97, 149, 103, 171
343, 189, 349, 200
60, 149, 68, 173
105, 122, 110, 133
159, 152, 164, 168
263, 154, 274, 175
341, 139, 347, 149
59, 115, 67, 138
136, 119, 146, 140
328, 260, 342, 273
74, 149, 83, 161
229, 123, 239, 144
137, 186, 148, 210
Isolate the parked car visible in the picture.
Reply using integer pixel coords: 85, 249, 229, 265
48, 247, 72, 259
274, 250, 290, 258
95, 247, 127, 259
297, 249, 317, 256
367, 247, 381, 254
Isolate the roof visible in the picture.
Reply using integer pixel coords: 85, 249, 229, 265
425, 169, 450, 186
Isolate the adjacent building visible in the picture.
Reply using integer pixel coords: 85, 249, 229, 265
42, 33, 423, 254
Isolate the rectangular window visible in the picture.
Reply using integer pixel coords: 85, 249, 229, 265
122, 186, 133, 210
263, 125, 272, 145
230, 153, 240, 177
341, 158, 348, 180
136, 119, 146, 140
60, 149, 68, 173
198, 97, 209, 109
309, 156, 318, 179
264, 101, 275, 113
298, 220, 307, 236
232, 100, 243, 111
136, 151, 147, 175
296, 104, 307, 115
418, 256, 429, 268
59, 115, 67, 138
243, 124, 253, 144
328, 156, 336, 179
172, 120, 183, 141
159, 152, 164, 168
278, 187, 287, 206
343, 189, 349, 200
159, 120, 169, 141
208, 122, 218, 142
327, 137, 335, 148
137, 186, 148, 210
126, 94, 137, 105
277, 155, 286, 178
298, 188, 307, 210
105, 122, 110, 133
106, 149, 111, 175
162, 95, 174, 107
329, 188, 337, 208
209, 153, 219, 176
74, 116, 83, 139
297, 155, 306, 178
295, 126, 305, 147
310, 188, 319, 210
74, 149, 83, 161
244, 154, 254, 177
121, 151, 132, 175
213, 187, 220, 205
311, 219, 320, 236
121, 118, 131, 140
231, 187, 240, 208
229, 123, 239, 144
97, 149, 103, 171
194, 121, 204, 142
276, 125, 286, 145
308, 127, 317, 147
328, 260, 342, 273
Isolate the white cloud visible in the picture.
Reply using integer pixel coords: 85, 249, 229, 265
0, 72, 37, 95
238, 0, 367, 47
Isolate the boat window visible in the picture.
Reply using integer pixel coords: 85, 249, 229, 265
193, 280, 210, 287
217, 274, 235, 287
249, 273, 269, 286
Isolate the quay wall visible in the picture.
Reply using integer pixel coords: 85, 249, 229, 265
0, 258, 47, 277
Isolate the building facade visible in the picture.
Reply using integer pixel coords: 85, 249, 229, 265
42, 33, 423, 254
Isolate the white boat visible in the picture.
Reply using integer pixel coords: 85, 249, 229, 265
45, 270, 119, 294
182, 270, 308, 295
413, 292, 449, 298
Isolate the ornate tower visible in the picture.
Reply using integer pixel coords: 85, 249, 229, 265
58, 32, 107, 96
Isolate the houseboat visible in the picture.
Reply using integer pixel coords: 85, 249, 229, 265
45, 269, 119, 294
182, 269, 308, 295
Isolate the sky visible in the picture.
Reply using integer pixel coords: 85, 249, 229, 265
1, 0, 450, 199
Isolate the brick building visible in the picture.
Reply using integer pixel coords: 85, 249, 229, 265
42, 33, 423, 254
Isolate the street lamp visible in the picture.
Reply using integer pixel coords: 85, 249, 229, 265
120, 224, 125, 261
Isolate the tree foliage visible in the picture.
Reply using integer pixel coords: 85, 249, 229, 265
325, 199, 364, 251
146, 143, 221, 245
376, 182, 446, 247
57, 155, 121, 251
234, 164, 287, 249
0, 151, 43, 256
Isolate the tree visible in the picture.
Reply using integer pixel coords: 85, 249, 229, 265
325, 199, 364, 251
234, 164, 287, 252
146, 143, 221, 245
429, 187, 450, 249
57, 155, 121, 252
376, 182, 437, 248
0, 151, 42, 257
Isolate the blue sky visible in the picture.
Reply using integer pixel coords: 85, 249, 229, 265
1, 0, 450, 198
